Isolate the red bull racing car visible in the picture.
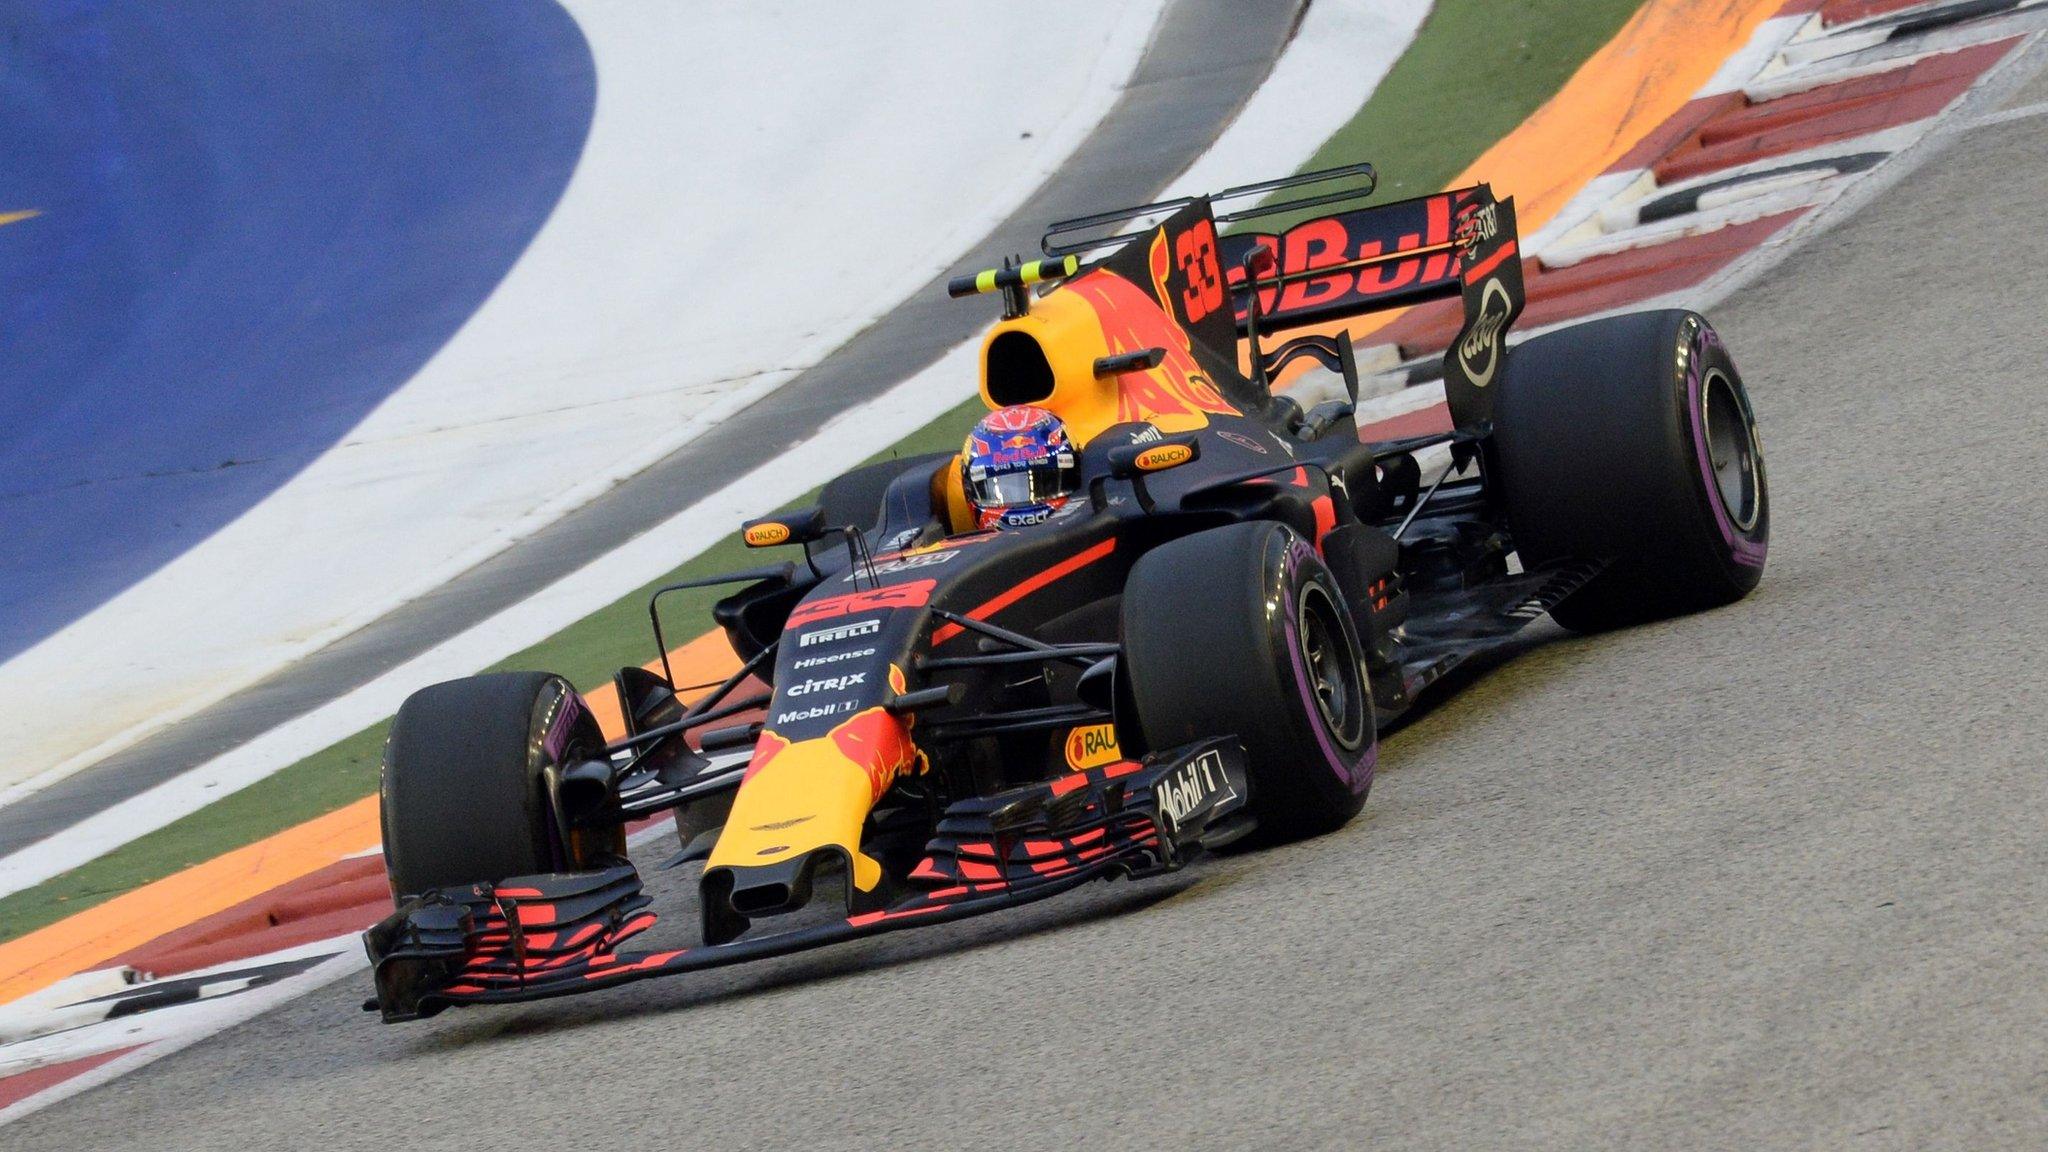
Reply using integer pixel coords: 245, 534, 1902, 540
364, 162, 1769, 1021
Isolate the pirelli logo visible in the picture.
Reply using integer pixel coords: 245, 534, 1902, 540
798, 618, 882, 648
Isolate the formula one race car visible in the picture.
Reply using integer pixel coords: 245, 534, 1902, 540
364, 162, 1768, 1021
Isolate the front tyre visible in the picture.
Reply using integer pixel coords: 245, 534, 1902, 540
1492, 309, 1768, 632
1122, 521, 1376, 845
380, 671, 613, 900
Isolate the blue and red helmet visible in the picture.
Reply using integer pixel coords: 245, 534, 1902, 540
962, 405, 1079, 529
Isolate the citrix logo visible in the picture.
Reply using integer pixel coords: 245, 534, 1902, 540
787, 673, 867, 696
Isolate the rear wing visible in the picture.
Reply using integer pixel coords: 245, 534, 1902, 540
1042, 163, 1526, 430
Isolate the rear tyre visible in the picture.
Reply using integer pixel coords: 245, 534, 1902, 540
380, 671, 610, 900
1492, 309, 1768, 632
1122, 522, 1376, 845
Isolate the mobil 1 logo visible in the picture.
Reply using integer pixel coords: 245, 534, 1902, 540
1153, 749, 1239, 835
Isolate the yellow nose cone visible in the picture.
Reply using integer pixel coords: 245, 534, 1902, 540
706, 734, 883, 892
704, 704, 922, 895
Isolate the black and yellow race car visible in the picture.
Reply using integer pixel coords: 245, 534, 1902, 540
364, 162, 1768, 1021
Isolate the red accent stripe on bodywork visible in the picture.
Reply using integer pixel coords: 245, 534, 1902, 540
930, 538, 1117, 645
1312, 495, 1337, 550
1462, 239, 1519, 286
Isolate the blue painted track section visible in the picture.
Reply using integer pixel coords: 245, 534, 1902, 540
0, 1, 595, 661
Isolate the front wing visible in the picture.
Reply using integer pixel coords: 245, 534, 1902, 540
363, 739, 1250, 1022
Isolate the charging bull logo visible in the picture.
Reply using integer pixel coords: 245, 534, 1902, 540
1063, 269, 1235, 432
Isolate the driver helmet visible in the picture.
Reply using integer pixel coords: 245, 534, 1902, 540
962, 405, 1079, 529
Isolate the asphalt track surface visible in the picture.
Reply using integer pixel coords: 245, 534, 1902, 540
14, 42, 2048, 1152
0, 0, 1306, 855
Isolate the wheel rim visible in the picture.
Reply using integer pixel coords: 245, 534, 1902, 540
1701, 368, 1761, 532
1296, 583, 1367, 750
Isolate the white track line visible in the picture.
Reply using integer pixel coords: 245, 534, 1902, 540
1966, 96, 2048, 126
0, 939, 366, 1126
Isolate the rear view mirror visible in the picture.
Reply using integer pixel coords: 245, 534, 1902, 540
741, 506, 829, 548
1106, 434, 1201, 480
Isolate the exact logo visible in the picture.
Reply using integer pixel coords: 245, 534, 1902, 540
786, 673, 866, 696
798, 618, 881, 649
1063, 723, 1122, 770
792, 647, 875, 670
999, 506, 1053, 528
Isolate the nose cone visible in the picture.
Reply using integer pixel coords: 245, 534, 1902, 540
702, 707, 923, 931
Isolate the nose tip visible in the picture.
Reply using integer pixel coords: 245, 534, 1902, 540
704, 849, 829, 922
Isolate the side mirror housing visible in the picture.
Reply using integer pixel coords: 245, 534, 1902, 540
741, 506, 829, 548
1106, 433, 1201, 480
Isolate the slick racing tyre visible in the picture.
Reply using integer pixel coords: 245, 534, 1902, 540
1122, 521, 1376, 845
381, 671, 612, 900
1491, 309, 1768, 632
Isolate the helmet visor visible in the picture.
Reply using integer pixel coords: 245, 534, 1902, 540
969, 462, 1069, 508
